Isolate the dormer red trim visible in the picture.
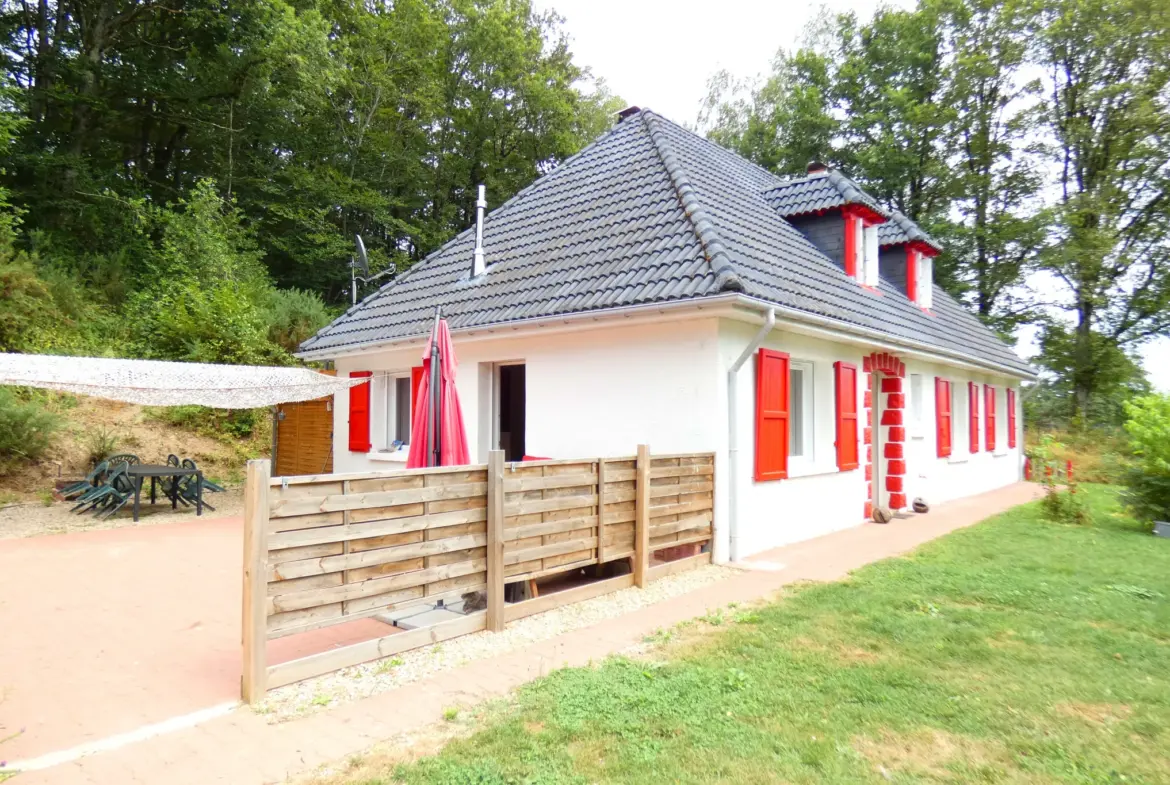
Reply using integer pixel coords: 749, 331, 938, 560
841, 203, 886, 226
908, 240, 939, 258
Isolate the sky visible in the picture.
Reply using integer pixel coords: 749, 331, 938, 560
531, 0, 1170, 391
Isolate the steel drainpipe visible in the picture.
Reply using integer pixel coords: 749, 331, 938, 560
727, 307, 775, 562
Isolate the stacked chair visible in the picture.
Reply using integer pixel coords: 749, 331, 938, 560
61, 453, 225, 518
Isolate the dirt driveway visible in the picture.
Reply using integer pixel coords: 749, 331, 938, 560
0, 516, 385, 763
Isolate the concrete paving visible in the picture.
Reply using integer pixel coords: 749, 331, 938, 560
5, 482, 1042, 784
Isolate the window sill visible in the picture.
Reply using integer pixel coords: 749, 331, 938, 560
947, 457, 970, 466
787, 464, 848, 480
993, 451, 1009, 458
369, 450, 410, 463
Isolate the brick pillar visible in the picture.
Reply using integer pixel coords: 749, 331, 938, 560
884, 372, 907, 510
862, 361, 873, 520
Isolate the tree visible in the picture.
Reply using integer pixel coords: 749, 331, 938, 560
1032, 0, 1170, 421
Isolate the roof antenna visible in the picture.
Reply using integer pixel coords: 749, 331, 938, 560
472, 184, 486, 277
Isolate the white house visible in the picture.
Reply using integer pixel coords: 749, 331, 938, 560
298, 108, 1034, 562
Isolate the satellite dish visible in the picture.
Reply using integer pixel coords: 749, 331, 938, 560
354, 234, 369, 277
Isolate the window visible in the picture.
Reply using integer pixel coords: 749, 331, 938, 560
789, 361, 814, 460
952, 381, 968, 457
862, 225, 880, 286
754, 349, 790, 481
909, 373, 925, 435
984, 385, 997, 452
1007, 388, 1018, 448
916, 253, 934, 309
968, 381, 980, 453
348, 371, 373, 452
935, 377, 952, 457
834, 361, 859, 471
393, 376, 412, 443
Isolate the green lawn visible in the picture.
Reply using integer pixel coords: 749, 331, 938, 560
350, 486, 1170, 784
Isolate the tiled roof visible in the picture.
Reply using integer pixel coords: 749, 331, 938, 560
878, 207, 943, 252
763, 170, 887, 218
301, 110, 1032, 377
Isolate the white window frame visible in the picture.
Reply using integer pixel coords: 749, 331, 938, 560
862, 224, 880, 286
916, 253, 933, 309
908, 373, 925, 437
788, 360, 815, 466
372, 371, 413, 456
949, 380, 969, 464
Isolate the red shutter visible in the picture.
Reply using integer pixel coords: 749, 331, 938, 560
968, 381, 980, 453
834, 361, 859, 471
1007, 388, 1017, 448
906, 247, 918, 303
843, 214, 860, 279
410, 366, 425, 422
348, 371, 372, 452
935, 377, 952, 458
985, 385, 997, 451
754, 349, 790, 481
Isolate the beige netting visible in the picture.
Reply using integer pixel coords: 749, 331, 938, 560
0, 353, 365, 408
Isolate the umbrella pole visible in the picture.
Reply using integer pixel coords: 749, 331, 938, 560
429, 307, 442, 467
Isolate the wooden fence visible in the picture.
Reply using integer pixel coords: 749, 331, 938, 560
241, 445, 714, 702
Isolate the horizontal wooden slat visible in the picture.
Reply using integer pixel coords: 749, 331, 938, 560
504, 536, 596, 567
504, 574, 635, 622
270, 534, 487, 581
268, 558, 486, 614
267, 507, 487, 550
648, 514, 713, 539
266, 612, 487, 688
648, 480, 714, 499
650, 452, 715, 463
650, 465, 715, 480
504, 493, 598, 517
271, 481, 487, 518
270, 464, 489, 487
648, 550, 711, 581
650, 530, 713, 550
502, 472, 597, 492
649, 498, 714, 519
504, 515, 597, 542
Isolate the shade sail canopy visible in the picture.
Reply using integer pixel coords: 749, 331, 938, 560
0, 353, 366, 408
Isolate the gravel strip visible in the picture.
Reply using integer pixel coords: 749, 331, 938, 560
257, 563, 734, 722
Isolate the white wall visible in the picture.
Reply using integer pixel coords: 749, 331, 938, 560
901, 359, 1023, 506
717, 321, 868, 559
325, 313, 1025, 564
330, 318, 722, 474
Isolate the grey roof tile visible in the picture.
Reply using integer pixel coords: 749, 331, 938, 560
878, 207, 943, 251
301, 110, 1031, 377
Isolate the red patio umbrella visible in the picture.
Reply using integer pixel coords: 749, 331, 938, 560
406, 309, 470, 468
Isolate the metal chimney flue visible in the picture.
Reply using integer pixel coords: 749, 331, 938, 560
472, 184, 486, 277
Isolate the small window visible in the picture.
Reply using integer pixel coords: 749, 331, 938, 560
952, 382, 968, 456
916, 254, 933, 309
394, 376, 412, 443
862, 224, 880, 286
789, 361, 814, 460
909, 373, 924, 433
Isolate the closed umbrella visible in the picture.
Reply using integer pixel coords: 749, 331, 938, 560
406, 309, 470, 468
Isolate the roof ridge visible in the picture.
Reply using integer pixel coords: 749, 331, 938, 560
639, 110, 744, 294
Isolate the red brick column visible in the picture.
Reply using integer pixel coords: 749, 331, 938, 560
867, 352, 908, 514
862, 357, 874, 519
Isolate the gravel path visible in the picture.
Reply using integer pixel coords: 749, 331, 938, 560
257, 563, 734, 722
0, 488, 242, 538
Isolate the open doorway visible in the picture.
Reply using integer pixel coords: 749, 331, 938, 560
495, 363, 526, 461
873, 371, 887, 512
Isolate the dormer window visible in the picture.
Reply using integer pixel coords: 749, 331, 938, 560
842, 205, 885, 287
906, 244, 936, 309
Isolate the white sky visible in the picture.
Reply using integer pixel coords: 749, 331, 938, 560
534, 0, 1170, 390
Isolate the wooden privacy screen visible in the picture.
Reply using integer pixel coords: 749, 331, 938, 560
241, 446, 715, 703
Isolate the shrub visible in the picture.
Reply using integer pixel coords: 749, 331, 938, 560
1122, 394, 1170, 527
1032, 434, 1090, 526
0, 389, 59, 469
82, 426, 119, 467
266, 288, 332, 353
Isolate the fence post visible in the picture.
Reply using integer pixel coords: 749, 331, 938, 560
634, 444, 650, 588
486, 450, 506, 632
241, 459, 270, 704
596, 458, 607, 566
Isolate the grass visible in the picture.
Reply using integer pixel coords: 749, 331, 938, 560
333, 485, 1170, 784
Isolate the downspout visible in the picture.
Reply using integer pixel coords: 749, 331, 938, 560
727, 307, 775, 562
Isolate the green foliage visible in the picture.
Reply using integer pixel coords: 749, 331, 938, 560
146, 405, 265, 442
1032, 434, 1091, 525
82, 427, 119, 468
0, 389, 59, 470
1121, 394, 1170, 526
372, 486, 1170, 785
265, 288, 333, 354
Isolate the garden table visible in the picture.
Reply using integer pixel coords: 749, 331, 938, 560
125, 464, 203, 522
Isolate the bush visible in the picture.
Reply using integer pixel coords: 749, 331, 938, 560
146, 405, 266, 441
1032, 434, 1090, 526
0, 388, 59, 469
1122, 394, 1170, 527
266, 288, 333, 353
82, 426, 119, 467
